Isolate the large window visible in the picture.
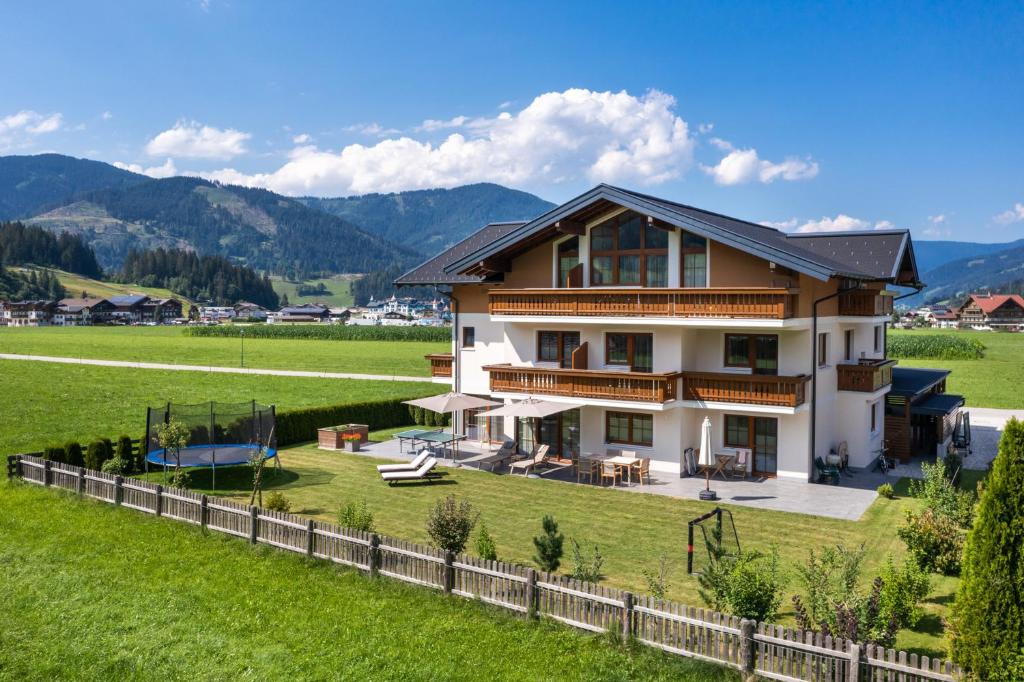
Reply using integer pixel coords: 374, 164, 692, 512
606, 332, 653, 372
606, 411, 653, 447
682, 231, 707, 287
557, 237, 580, 287
724, 415, 777, 475
590, 211, 669, 287
537, 331, 580, 368
724, 414, 750, 448
724, 334, 778, 375
463, 326, 475, 348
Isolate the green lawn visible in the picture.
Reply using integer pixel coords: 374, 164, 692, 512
0, 359, 437, 455
0, 483, 730, 681
0, 326, 447, 377
889, 328, 1024, 408
270, 274, 356, 308
150, 444, 956, 658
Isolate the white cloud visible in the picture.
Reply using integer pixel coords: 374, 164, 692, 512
198, 88, 697, 196
697, 122, 714, 134
113, 158, 178, 179
101, 111, 113, 121
343, 122, 400, 137
759, 218, 798, 230
292, 133, 312, 144
0, 109, 63, 151
928, 214, 946, 224
498, 101, 513, 110
415, 115, 469, 132
701, 143, 819, 186
994, 202, 1024, 225
145, 120, 250, 160
786, 215, 893, 234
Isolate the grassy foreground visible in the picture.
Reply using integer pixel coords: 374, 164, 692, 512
889, 328, 1024, 408
155, 444, 956, 657
0, 359, 437, 454
0, 326, 447, 377
0, 482, 731, 681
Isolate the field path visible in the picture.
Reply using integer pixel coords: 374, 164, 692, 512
0, 352, 437, 383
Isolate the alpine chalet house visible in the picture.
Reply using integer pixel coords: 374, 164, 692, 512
397, 185, 925, 480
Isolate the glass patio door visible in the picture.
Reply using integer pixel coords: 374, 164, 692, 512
517, 409, 580, 459
753, 417, 778, 475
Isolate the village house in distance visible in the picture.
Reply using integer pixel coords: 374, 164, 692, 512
398, 184, 966, 480
0, 295, 182, 327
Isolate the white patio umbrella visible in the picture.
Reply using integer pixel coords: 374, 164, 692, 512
402, 392, 501, 459
697, 416, 717, 500
477, 397, 584, 455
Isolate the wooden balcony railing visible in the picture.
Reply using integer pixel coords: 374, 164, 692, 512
483, 364, 682, 404
489, 288, 797, 320
837, 359, 896, 392
680, 372, 811, 408
425, 353, 453, 378
838, 291, 894, 316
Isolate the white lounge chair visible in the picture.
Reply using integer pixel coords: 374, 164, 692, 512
509, 444, 550, 476
461, 440, 516, 471
376, 450, 431, 473
381, 457, 438, 485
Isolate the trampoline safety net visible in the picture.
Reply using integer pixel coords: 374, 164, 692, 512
145, 400, 276, 467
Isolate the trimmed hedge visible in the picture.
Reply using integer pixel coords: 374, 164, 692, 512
276, 399, 414, 446
185, 325, 449, 343
64, 441, 84, 467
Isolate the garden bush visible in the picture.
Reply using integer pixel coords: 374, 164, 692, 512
876, 483, 894, 499
185, 324, 449, 343
898, 508, 966, 575
475, 523, 497, 561
168, 468, 191, 489
425, 495, 478, 554
115, 435, 135, 474
337, 500, 375, 532
641, 556, 673, 600
533, 516, 564, 572
697, 533, 784, 623
264, 491, 291, 512
277, 399, 413, 446
888, 334, 985, 360
569, 538, 604, 583
951, 418, 1024, 678
63, 441, 83, 467
43, 444, 67, 464
84, 440, 109, 470
101, 457, 128, 475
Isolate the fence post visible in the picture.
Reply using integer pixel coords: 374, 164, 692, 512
525, 568, 537, 619
76, 468, 84, 495
114, 475, 124, 506
155, 484, 163, 516
621, 592, 634, 640
200, 495, 208, 529
43, 459, 52, 487
443, 551, 454, 594
306, 519, 315, 557
369, 534, 381, 577
739, 619, 756, 681
847, 642, 861, 682
5, 455, 16, 479
249, 506, 259, 544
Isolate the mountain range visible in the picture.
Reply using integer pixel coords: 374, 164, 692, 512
0, 153, 1021, 305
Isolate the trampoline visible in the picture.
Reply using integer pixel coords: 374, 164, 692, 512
146, 443, 277, 468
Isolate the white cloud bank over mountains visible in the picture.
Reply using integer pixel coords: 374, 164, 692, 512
0, 110, 63, 152
700, 137, 818, 186
994, 202, 1024, 225
761, 214, 895, 234
145, 120, 250, 160
113, 158, 178, 179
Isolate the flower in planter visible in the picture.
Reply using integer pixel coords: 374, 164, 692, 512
341, 432, 361, 442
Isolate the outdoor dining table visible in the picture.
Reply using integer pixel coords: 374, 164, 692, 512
582, 453, 639, 485
712, 453, 735, 480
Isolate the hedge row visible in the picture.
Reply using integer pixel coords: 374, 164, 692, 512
185, 324, 450, 343
41, 435, 141, 473
888, 334, 986, 360
276, 399, 413, 446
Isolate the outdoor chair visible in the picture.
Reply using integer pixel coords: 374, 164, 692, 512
509, 444, 549, 476
463, 440, 515, 472
376, 450, 431, 473
727, 449, 749, 479
599, 460, 621, 487
814, 456, 840, 485
631, 457, 651, 486
381, 457, 439, 485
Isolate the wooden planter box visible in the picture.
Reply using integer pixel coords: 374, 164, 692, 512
317, 424, 370, 450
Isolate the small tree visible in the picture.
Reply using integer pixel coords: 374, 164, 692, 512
697, 526, 785, 622
338, 500, 375, 532
247, 427, 275, 507
64, 441, 84, 467
569, 538, 604, 583
475, 522, 497, 561
642, 555, 673, 600
425, 495, 478, 554
155, 420, 190, 471
43, 445, 67, 464
532, 515, 563, 572
115, 435, 135, 475
84, 440, 108, 470
951, 418, 1024, 679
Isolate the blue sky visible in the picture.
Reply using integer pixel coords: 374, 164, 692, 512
1, 1, 1022, 241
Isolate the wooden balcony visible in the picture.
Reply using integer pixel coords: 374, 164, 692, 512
425, 353, 453, 378
838, 291, 894, 316
483, 364, 682, 404
680, 372, 811, 408
489, 288, 796, 320
837, 359, 896, 392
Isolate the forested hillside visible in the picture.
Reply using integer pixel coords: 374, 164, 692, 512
0, 154, 145, 219
0, 221, 103, 279
0, 265, 65, 300
118, 248, 279, 308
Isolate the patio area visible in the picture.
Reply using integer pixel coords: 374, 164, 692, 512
348, 434, 879, 521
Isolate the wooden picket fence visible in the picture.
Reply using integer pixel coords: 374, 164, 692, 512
7, 453, 961, 682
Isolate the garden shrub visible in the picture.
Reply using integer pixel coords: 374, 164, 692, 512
64, 441, 84, 467
533, 515, 564, 572
84, 440, 108, 470
276, 399, 414, 446
941, 450, 961, 481
337, 500, 375, 532
897, 508, 965, 575
951, 418, 1024, 678
569, 538, 604, 583
475, 523, 497, 561
264, 491, 291, 512
641, 556, 673, 600
168, 468, 191, 489
43, 445, 67, 464
878, 557, 930, 630
101, 457, 128, 475
888, 334, 985, 360
425, 495, 478, 554
697, 530, 784, 622
876, 483, 894, 499
909, 461, 975, 527
115, 435, 134, 474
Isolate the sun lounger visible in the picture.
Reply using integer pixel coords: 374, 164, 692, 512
381, 457, 438, 485
462, 440, 516, 471
509, 444, 550, 476
376, 450, 431, 473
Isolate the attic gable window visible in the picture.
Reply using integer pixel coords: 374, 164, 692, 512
590, 211, 668, 287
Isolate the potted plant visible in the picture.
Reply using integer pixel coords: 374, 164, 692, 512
342, 432, 362, 452
317, 426, 345, 450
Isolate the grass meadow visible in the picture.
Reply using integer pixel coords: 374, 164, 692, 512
0, 326, 447, 377
149, 444, 962, 658
269, 274, 356, 307
888, 328, 1024, 408
0, 482, 731, 681
0, 359, 437, 454
13, 266, 193, 313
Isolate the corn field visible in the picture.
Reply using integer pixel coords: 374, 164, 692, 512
185, 325, 450, 343
888, 334, 985, 360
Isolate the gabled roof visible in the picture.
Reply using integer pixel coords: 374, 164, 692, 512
437, 184, 919, 284
395, 221, 528, 285
788, 230, 921, 285
964, 293, 1024, 313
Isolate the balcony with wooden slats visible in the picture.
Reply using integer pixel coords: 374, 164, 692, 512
483, 364, 682, 404
838, 291, 894, 317
425, 353, 453, 378
488, 288, 797, 320
680, 372, 811, 408
837, 359, 896, 392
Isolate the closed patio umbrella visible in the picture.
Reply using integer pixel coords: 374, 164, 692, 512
698, 416, 718, 501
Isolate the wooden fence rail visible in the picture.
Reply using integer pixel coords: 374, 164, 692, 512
6, 453, 961, 682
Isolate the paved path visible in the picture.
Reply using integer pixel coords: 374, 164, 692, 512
0, 353, 435, 383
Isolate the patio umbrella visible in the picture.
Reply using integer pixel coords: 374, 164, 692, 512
697, 416, 718, 501
477, 397, 584, 455
402, 392, 501, 459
